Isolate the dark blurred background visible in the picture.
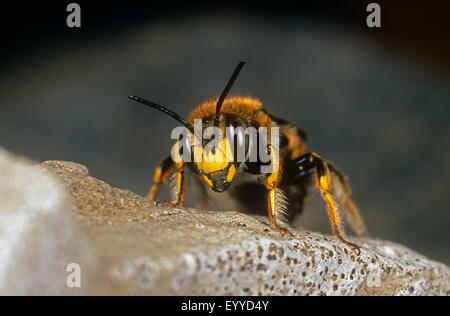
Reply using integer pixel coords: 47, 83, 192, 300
0, 1, 449, 264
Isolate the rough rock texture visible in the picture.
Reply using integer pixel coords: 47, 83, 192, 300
1, 149, 449, 295
42, 161, 450, 296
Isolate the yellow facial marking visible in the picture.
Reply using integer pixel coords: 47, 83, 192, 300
226, 165, 236, 183
196, 139, 234, 174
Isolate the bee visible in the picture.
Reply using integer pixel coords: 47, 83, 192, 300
129, 61, 367, 254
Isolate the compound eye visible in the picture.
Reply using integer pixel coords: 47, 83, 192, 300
229, 125, 245, 150
228, 125, 235, 139
235, 127, 245, 150
228, 126, 241, 144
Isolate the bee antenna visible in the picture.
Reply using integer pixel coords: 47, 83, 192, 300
215, 61, 246, 120
129, 95, 195, 134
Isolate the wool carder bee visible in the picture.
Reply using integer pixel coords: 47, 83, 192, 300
129, 61, 367, 254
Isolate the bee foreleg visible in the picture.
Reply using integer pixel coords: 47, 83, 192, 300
296, 152, 361, 254
148, 156, 175, 200
265, 145, 292, 236
156, 162, 185, 208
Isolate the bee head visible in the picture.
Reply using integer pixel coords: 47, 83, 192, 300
129, 61, 246, 193
193, 116, 242, 192
196, 61, 246, 192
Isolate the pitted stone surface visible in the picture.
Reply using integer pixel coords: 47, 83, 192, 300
36, 160, 450, 296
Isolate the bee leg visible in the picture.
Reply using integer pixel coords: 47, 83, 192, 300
296, 152, 361, 254
148, 156, 174, 200
326, 160, 368, 237
265, 145, 292, 236
156, 138, 186, 208
156, 162, 185, 208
